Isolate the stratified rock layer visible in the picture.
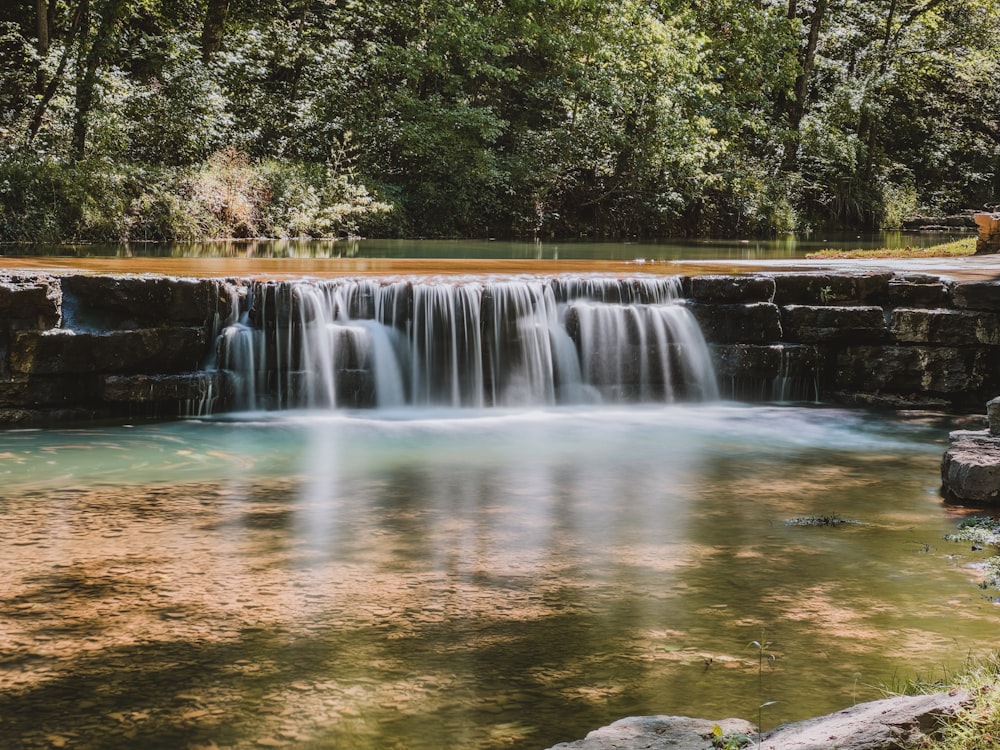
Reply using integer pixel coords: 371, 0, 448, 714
1, 269, 1000, 423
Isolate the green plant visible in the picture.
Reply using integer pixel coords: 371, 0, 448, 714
710, 723, 753, 749
749, 631, 778, 741
945, 517, 1000, 548
894, 653, 1000, 750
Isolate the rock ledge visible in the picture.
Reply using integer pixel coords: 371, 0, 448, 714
941, 396, 1000, 504
546, 690, 971, 750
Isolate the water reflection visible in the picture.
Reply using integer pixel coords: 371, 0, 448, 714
0, 405, 994, 749
1, 231, 971, 261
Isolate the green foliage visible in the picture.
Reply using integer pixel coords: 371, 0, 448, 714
0, 150, 392, 243
748, 632, 778, 735
806, 236, 975, 259
0, 156, 135, 242
2, 0, 999, 241
710, 724, 753, 750
120, 33, 232, 165
0, 21, 36, 135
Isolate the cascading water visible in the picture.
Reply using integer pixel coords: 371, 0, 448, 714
208, 276, 718, 411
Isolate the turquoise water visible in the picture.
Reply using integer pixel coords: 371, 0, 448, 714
0, 404, 994, 749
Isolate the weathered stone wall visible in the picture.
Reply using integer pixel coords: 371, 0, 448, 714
0, 273, 233, 425
1, 269, 1000, 424
688, 271, 1000, 409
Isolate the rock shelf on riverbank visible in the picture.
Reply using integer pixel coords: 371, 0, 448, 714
546, 690, 971, 750
941, 397, 1000, 504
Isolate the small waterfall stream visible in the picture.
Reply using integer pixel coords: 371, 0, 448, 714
210, 276, 718, 411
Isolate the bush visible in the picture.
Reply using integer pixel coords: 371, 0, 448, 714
0, 149, 394, 243
0, 156, 135, 243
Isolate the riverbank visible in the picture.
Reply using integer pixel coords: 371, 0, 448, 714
805, 236, 977, 260
547, 649, 1000, 750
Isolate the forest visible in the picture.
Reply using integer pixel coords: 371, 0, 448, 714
1, 0, 999, 242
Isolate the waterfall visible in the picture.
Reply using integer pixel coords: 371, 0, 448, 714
207, 276, 717, 411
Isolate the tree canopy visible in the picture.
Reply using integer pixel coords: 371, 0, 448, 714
1, 0, 998, 241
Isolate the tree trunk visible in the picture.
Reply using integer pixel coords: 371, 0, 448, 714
35, 0, 50, 95
28, 1, 85, 144
72, 0, 125, 160
782, 0, 828, 172
36, 0, 49, 55
201, 0, 230, 61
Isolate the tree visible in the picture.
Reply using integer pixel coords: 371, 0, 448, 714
201, 0, 229, 60
782, 0, 828, 172
72, 0, 127, 159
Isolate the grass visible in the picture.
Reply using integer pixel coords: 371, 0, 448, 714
907, 520, 1000, 748
805, 236, 976, 259
900, 653, 1000, 749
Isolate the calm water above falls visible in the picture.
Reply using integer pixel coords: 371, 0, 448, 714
2, 231, 967, 261
0, 404, 995, 750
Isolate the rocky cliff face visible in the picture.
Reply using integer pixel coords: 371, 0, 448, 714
1, 270, 1000, 424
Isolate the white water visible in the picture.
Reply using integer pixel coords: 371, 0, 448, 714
210, 276, 718, 411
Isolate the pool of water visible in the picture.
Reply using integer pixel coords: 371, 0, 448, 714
0, 232, 970, 261
0, 404, 994, 749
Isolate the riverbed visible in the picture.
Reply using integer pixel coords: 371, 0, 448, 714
0, 404, 994, 749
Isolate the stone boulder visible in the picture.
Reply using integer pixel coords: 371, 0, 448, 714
546, 716, 755, 750
0, 274, 62, 331
760, 690, 970, 749
10, 328, 207, 375
973, 212, 1000, 254
770, 273, 891, 306
100, 372, 229, 404
546, 691, 970, 750
830, 345, 999, 404
887, 275, 951, 308
951, 280, 1000, 311
62, 275, 233, 329
890, 308, 1000, 345
941, 429, 1000, 504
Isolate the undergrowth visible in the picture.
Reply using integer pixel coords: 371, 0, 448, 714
0, 149, 394, 243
